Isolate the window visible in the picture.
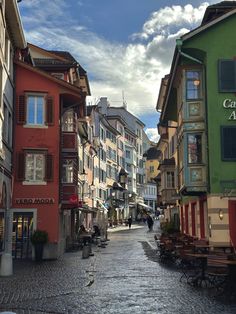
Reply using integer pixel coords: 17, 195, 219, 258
166, 171, 175, 188
62, 110, 74, 132
126, 150, 131, 159
218, 60, 236, 92
17, 151, 53, 183
221, 126, 236, 160
2, 103, 12, 146
126, 163, 131, 172
62, 160, 74, 183
25, 153, 45, 182
51, 73, 64, 80
186, 70, 202, 100
150, 166, 154, 173
27, 95, 44, 125
187, 134, 202, 164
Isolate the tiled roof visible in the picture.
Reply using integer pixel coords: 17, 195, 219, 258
33, 58, 71, 66
49, 50, 77, 63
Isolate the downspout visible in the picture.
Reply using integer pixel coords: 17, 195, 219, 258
176, 39, 203, 64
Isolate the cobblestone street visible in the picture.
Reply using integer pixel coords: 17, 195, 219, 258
1, 222, 236, 314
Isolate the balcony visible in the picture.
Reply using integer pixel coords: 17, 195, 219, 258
62, 132, 77, 151
160, 188, 177, 205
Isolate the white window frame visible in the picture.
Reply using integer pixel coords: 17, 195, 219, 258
62, 110, 74, 132
26, 94, 45, 126
62, 160, 74, 183
25, 153, 45, 183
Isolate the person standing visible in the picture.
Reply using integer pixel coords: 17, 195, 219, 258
128, 216, 132, 229
147, 215, 154, 232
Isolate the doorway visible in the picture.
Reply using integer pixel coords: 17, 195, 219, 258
12, 212, 33, 259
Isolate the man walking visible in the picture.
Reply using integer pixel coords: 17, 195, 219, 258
128, 216, 132, 229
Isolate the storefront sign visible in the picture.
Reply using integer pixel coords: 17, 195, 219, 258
15, 198, 55, 205
222, 99, 236, 120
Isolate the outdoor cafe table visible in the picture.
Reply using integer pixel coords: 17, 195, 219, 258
193, 244, 211, 253
185, 253, 209, 287
210, 258, 236, 297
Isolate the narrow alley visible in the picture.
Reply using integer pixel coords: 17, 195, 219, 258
0, 222, 236, 314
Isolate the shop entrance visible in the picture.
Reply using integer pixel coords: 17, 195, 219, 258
12, 212, 33, 259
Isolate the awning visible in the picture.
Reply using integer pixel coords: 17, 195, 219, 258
97, 200, 108, 213
138, 203, 153, 211
78, 205, 96, 213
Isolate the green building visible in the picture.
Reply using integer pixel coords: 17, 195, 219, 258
157, 1, 236, 247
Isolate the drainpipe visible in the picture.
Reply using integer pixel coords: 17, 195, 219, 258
176, 39, 203, 64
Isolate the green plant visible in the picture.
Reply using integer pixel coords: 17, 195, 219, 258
161, 221, 179, 235
31, 229, 48, 245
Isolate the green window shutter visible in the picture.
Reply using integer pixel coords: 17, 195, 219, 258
218, 60, 236, 92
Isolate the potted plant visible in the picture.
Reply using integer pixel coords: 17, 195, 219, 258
31, 229, 48, 262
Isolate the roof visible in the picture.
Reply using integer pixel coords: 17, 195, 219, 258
202, 1, 236, 25
160, 5, 236, 123
49, 50, 77, 63
33, 58, 72, 68
145, 147, 161, 160
15, 59, 84, 97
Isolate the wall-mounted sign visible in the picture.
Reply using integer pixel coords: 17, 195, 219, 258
222, 99, 236, 120
15, 198, 55, 205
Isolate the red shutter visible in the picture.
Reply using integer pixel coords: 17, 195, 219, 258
73, 159, 78, 184
17, 95, 26, 124
45, 154, 53, 181
17, 152, 25, 181
45, 96, 54, 126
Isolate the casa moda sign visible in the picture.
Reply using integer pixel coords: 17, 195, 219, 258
15, 198, 55, 205
223, 99, 236, 120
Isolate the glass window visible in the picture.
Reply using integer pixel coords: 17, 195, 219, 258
166, 171, 175, 188
150, 166, 154, 173
221, 126, 236, 160
186, 71, 202, 100
62, 160, 74, 183
126, 150, 131, 158
187, 134, 202, 163
25, 153, 45, 182
27, 95, 44, 125
62, 110, 74, 132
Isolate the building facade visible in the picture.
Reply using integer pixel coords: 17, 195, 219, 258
157, 2, 236, 247
0, 0, 26, 274
13, 44, 89, 259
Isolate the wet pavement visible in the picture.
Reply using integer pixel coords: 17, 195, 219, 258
0, 221, 236, 313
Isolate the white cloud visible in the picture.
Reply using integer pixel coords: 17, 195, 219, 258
134, 3, 209, 40
145, 128, 160, 143
19, 2, 209, 121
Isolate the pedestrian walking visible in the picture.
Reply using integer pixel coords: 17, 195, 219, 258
128, 216, 132, 229
146, 215, 154, 232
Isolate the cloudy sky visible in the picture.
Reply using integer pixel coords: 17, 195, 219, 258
18, 0, 218, 142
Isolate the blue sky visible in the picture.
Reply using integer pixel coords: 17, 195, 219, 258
18, 0, 218, 142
